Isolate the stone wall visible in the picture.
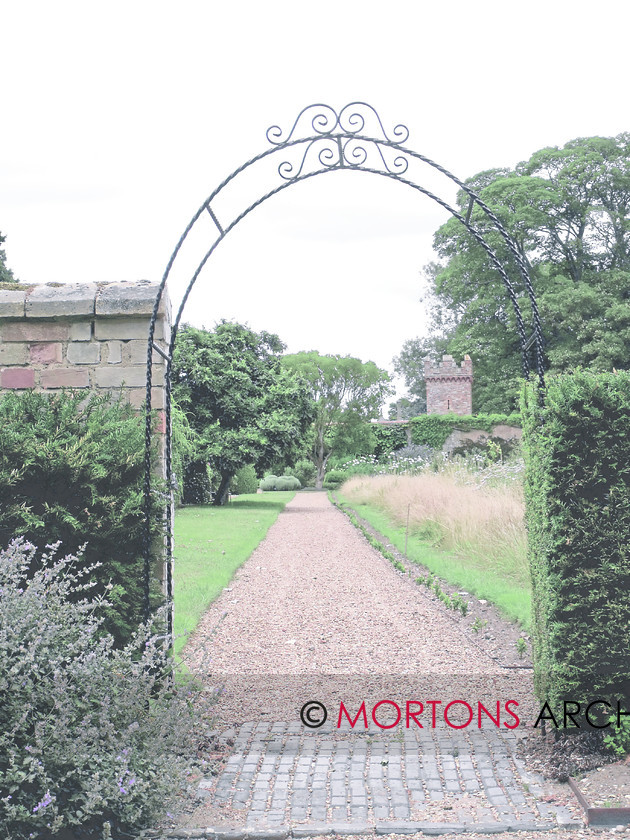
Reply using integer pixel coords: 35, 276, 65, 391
442, 424, 522, 455
0, 281, 170, 418
424, 354, 473, 415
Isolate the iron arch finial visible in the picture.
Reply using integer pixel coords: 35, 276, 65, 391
266, 102, 409, 147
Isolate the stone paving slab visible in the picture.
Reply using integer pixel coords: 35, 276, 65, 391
184, 721, 581, 834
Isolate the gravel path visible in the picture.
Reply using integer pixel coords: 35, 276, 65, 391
167, 492, 583, 837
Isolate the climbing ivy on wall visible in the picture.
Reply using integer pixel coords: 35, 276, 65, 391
409, 413, 521, 450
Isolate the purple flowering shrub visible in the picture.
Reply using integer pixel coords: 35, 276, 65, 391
0, 540, 210, 839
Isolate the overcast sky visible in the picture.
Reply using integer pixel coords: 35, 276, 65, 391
2, 1, 629, 395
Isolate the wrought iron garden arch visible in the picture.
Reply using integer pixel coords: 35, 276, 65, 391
142, 102, 545, 633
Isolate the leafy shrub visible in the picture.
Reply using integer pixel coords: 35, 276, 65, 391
522, 371, 630, 722
372, 424, 408, 458
603, 715, 630, 758
322, 469, 348, 489
0, 391, 163, 646
182, 460, 213, 504
232, 464, 258, 495
259, 474, 278, 491
0, 540, 210, 840
286, 458, 317, 488
259, 474, 301, 491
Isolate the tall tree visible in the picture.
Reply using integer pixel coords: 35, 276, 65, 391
172, 322, 314, 505
282, 352, 393, 487
395, 134, 630, 413
0, 231, 18, 284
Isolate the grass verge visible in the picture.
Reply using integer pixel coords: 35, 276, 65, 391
173, 492, 295, 656
337, 491, 531, 630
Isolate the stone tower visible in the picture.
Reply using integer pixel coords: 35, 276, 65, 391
424, 354, 473, 415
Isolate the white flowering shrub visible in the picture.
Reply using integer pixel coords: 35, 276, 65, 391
0, 540, 211, 839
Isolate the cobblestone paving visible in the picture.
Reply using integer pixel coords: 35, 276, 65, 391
197, 720, 579, 833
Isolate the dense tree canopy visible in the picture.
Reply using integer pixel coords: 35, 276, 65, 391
282, 351, 393, 487
172, 322, 314, 505
395, 134, 630, 413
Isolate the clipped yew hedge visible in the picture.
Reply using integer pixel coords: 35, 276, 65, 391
521, 371, 630, 720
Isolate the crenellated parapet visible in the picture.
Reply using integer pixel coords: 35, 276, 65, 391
424, 354, 473, 415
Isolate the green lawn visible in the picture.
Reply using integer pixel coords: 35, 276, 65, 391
338, 494, 531, 631
172, 492, 295, 656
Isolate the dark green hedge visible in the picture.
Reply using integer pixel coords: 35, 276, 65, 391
409, 412, 521, 450
371, 424, 409, 458
0, 390, 163, 646
521, 372, 630, 719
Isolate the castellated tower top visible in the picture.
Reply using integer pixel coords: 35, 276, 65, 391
424, 354, 473, 415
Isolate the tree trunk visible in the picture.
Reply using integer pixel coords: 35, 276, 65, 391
314, 428, 330, 490
213, 472, 233, 506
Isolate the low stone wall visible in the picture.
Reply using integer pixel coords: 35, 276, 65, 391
0, 281, 170, 420
442, 424, 522, 455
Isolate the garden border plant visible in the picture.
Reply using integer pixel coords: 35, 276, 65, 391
0, 389, 164, 647
329, 492, 469, 618
0, 539, 211, 840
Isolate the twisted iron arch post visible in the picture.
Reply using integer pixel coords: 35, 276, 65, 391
142, 102, 546, 632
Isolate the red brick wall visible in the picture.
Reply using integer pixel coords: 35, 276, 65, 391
424, 354, 473, 415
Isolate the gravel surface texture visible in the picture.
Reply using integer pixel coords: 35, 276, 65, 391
182, 492, 538, 727
157, 492, 599, 837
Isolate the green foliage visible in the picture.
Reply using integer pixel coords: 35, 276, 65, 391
396, 135, 630, 413
415, 572, 468, 616
410, 413, 521, 450
371, 423, 408, 458
603, 716, 630, 759
322, 469, 348, 490
286, 458, 317, 488
471, 617, 488, 634
342, 493, 531, 628
282, 351, 393, 488
258, 475, 301, 491
181, 459, 213, 504
0, 540, 210, 839
521, 371, 630, 721
0, 230, 18, 284
171, 397, 203, 506
172, 322, 314, 505
232, 464, 258, 495
0, 390, 162, 646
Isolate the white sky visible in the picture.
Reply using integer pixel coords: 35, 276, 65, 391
2, 1, 629, 397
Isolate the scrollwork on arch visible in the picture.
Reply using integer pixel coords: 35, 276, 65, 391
267, 101, 409, 147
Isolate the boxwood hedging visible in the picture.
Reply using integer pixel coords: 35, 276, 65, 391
521, 371, 630, 722
0, 390, 163, 646
409, 412, 521, 450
